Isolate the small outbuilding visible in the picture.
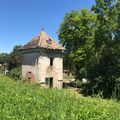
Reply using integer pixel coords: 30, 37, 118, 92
21, 30, 64, 88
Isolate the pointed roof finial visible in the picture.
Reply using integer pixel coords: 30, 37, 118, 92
41, 27, 44, 31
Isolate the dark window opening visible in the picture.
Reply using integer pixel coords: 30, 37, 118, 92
45, 78, 53, 88
50, 58, 54, 66
45, 78, 49, 85
46, 39, 52, 44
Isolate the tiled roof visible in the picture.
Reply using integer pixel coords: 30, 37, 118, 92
21, 31, 64, 50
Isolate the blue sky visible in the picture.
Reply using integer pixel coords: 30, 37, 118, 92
0, 0, 95, 53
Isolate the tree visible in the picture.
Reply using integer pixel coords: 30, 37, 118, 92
110, 0, 120, 99
7, 45, 22, 70
58, 9, 97, 79
58, 0, 120, 98
88, 0, 120, 97
0, 53, 8, 64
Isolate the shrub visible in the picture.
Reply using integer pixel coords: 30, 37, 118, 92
0, 65, 4, 74
75, 79, 83, 88
10, 67, 21, 80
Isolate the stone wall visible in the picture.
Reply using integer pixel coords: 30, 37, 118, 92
22, 52, 39, 82
22, 48, 63, 88
38, 56, 63, 88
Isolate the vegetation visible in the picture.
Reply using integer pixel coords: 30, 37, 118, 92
0, 53, 8, 64
0, 74, 120, 120
0, 65, 4, 74
0, 45, 22, 80
10, 67, 22, 80
7, 45, 22, 70
58, 0, 120, 98
58, 9, 96, 78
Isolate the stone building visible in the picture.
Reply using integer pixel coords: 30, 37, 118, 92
21, 31, 64, 88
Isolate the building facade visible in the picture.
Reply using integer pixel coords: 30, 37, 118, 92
21, 31, 64, 88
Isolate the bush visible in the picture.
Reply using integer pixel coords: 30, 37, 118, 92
0, 65, 4, 74
75, 79, 83, 88
10, 67, 21, 80
112, 78, 120, 100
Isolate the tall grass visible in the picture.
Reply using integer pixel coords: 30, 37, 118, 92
0, 74, 120, 120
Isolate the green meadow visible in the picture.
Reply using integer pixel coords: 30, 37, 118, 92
0, 74, 120, 120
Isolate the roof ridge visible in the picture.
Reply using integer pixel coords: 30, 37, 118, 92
38, 31, 42, 47
21, 31, 65, 50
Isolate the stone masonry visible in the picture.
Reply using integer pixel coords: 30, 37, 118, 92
21, 31, 64, 88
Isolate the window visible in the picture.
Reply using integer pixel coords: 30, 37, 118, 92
45, 78, 53, 88
45, 78, 49, 85
46, 39, 52, 44
50, 58, 54, 66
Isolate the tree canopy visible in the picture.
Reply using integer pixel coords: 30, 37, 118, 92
7, 45, 22, 70
0, 53, 8, 65
58, 9, 97, 79
58, 0, 120, 98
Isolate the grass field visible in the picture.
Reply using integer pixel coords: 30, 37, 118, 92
0, 74, 120, 120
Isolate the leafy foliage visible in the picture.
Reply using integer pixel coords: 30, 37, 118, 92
88, 0, 120, 97
0, 45, 22, 79
0, 53, 8, 64
58, 1, 120, 98
58, 9, 97, 79
10, 67, 22, 80
1, 74, 120, 120
7, 45, 22, 70
0, 65, 4, 74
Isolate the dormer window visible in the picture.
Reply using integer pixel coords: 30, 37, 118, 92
50, 57, 54, 66
46, 39, 52, 44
